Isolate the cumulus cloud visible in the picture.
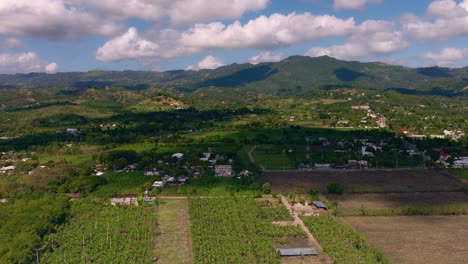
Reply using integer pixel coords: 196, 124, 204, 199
0, 0, 121, 40
45, 62, 59, 74
333, 0, 383, 10
403, 0, 468, 39
423, 47, 468, 66
307, 20, 408, 60
248, 51, 283, 64
71, 0, 166, 21
0, 38, 24, 50
179, 12, 355, 50
187, 55, 225, 70
96, 27, 159, 62
0, 52, 58, 74
96, 13, 356, 62
169, 0, 269, 24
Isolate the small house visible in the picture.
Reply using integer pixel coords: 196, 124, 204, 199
172, 153, 184, 159
152, 181, 164, 188
215, 165, 233, 177
110, 195, 139, 206
177, 176, 188, 184
66, 128, 80, 135
143, 196, 157, 204
313, 201, 328, 210
144, 169, 160, 176
314, 163, 331, 169
277, 248, 317, 257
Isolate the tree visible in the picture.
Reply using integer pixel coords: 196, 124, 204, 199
261, 183, 272, 194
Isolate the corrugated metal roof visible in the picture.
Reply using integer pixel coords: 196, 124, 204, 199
277, 248, 317, 256
313, 201, 328, 209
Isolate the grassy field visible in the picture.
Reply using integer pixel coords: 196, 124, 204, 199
449, 168, 468, 180
263, 169, 461, 193
344, 216, 468, 264
329, 192, 468, 216
154, 199, 192, 264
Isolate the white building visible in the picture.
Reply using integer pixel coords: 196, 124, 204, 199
215, 165, 233, 177
453, 157, 468, 168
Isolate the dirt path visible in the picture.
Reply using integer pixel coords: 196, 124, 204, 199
154, 198, 192, 264
279, 195, 333, 264
248, 145, 266, 170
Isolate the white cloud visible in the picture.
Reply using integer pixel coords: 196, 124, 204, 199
169, 0, 269, 24
423, 47, 468, 66
45, 62, 59, 74
307, 20, 408, 60
72, 0, 166, 22
69, 0, 268, 25
0, 38, 24, 50
0, 0, 121, 40
333, 0, 383, 10
187, 55, 225, 70
179, 12, 355, 50
96, 27, 160, 62
96, 13, 356, 62
403, 0, 468, 39
0, 52, 58, 74
248, 51, 283, 64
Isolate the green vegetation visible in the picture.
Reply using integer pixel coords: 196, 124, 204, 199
327, 183, 344, 194
189, 196, 306, 264
338, 204, 468, 217
449, 168, 468, 180
0, 194, 69, 264
42, 200, 157, 264
302, 215, 390, 264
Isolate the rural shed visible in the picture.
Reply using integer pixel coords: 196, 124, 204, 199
313, 201, 328, 210
277, 248, 317, 257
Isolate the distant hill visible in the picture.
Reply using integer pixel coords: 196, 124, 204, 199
1, 56, 468, 95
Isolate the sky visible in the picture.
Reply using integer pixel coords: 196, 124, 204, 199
1, 0, 468, 74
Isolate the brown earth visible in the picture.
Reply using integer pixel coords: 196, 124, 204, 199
263, 169, 460, 193
344, 216, 468, 264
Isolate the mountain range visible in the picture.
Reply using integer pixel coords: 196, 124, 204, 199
1, 56, 467, 96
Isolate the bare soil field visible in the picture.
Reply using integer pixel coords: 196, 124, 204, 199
329, 192, 468, 213
263, 169, 461, 193
344, 216, 468, 264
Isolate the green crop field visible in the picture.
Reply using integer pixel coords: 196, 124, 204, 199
42, 200, 158, 264
189, 196, 306, 264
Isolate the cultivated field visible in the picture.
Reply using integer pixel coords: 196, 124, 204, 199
263, 169, 461, 193
344, 216, 468, 264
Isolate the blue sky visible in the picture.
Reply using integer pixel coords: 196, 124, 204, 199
1, 0, 468, 73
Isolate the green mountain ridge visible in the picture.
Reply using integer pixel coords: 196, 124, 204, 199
1, 56, 468, 95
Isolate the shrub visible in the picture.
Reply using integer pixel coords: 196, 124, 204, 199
327, 183, 344, 194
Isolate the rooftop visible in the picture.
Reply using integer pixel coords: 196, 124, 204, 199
277, 248, 317, 256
